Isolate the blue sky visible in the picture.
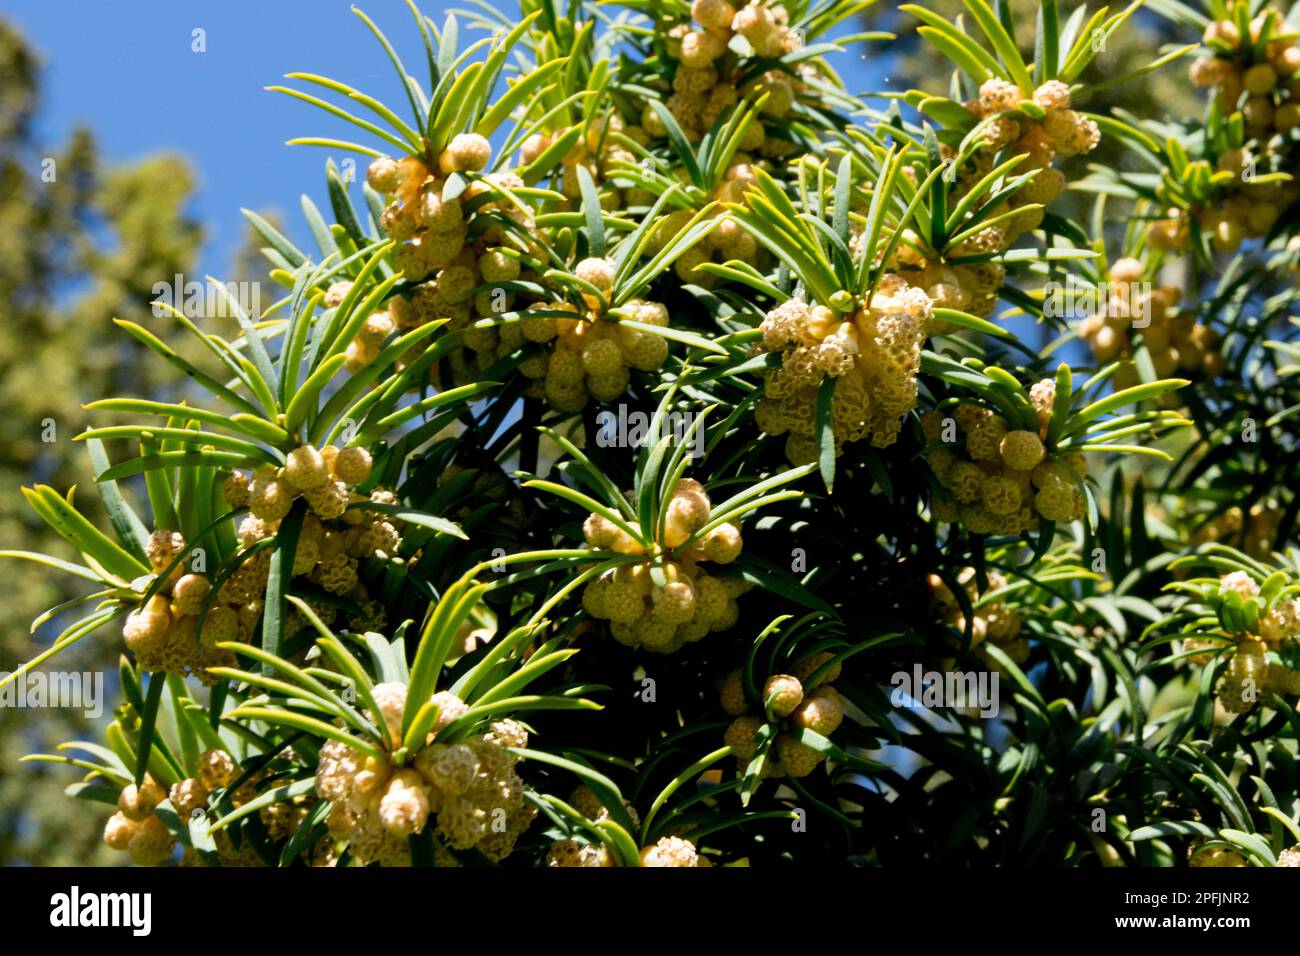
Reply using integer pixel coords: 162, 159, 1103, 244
5, 0, 890, 278
7, 0, 445, 275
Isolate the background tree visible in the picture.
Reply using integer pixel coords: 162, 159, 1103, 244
0, 18, 201, 865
